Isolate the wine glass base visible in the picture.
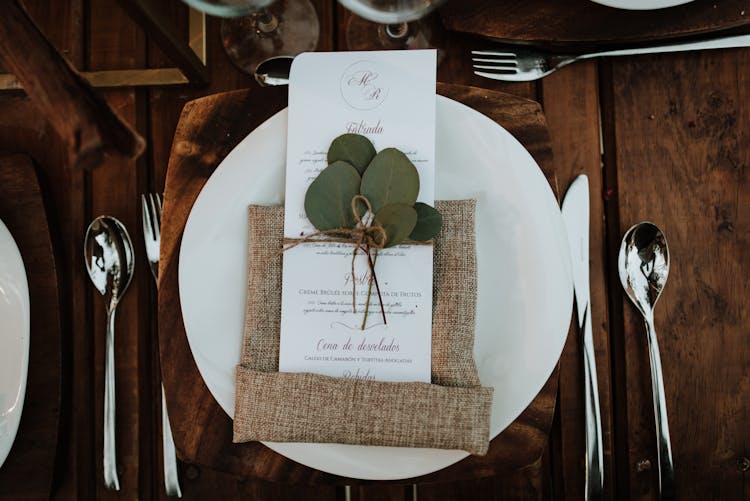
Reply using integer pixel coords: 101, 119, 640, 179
221, 0, 320, 76
345, 13, 444, 51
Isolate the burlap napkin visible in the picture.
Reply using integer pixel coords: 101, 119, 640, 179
233, 200, 494, 455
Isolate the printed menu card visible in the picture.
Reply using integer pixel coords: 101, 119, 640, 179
279, 50, 437, 383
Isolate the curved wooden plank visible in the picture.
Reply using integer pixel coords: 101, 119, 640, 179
441, 0, 750, 49
159, 84, 560, 484
0, 153, 62, 500
0, 1, 145, 170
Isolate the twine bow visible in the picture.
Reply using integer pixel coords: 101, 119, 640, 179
280, 195, 431, 329
281, 195, 385, 251
280, 195, 387, 328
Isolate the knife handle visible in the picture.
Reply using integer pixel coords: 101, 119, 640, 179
582, 306, 604, 501
584, 34, 750, 60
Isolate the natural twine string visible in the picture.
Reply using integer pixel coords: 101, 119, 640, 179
280, 195, 432, 250
278, 195, 431, 327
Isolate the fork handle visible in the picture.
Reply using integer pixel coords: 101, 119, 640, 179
162, 385, 182, 497
584, 34, 750, 60
582, 306, 604, 501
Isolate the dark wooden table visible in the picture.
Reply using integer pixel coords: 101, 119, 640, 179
0, 1, 747, 500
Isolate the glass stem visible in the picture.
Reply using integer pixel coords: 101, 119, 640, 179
256, 9, 279, 33
385, 22, 409, 40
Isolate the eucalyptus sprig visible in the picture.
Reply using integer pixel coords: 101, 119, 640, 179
303, 133, 442, 329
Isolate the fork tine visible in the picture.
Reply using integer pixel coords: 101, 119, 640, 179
148, 194, 160, 242
472, 46, 555, 82
472, 61, 518, 71
155, 194, 163, 238
471, 50, 516, 57
471, 57, 518, 65
141, 194, 154, 240
155, 193, 163, 224
473, 70, 536, 82
472, 64, 519, 73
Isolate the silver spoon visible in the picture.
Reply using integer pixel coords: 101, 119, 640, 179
84, 216, 135, 491
618, 222, 675, 500
254, 56, 292, 87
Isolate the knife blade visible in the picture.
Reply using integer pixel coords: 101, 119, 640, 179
562, 175, 590, 326
562, 174, 604, 500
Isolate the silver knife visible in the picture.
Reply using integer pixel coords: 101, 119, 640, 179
562, 174, 604, 500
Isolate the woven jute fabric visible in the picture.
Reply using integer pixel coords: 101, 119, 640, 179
235, 370, 493, 453
234, 200, 493, 455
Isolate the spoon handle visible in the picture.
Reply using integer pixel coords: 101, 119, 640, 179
644, 315, 675, 500
104, 307, 120, 491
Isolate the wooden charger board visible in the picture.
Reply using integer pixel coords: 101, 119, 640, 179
440, 0, 750, 49
0, 154, 62, 499
159, 83, 561, 484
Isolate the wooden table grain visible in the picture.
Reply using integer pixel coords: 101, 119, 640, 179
0, 1, 747, 500
0, 154, 62, 501
440, 0, 750, 48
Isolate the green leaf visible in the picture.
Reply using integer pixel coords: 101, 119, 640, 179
360, 148, 419, 213
304, 161, 361, 231
373, 204, 417, 248
409, 203, 443, 241
327, 134, 376, 175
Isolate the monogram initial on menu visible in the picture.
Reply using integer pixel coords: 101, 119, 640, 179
340, 61, 390, 110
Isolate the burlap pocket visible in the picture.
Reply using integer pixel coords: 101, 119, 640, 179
233, 200, 493, 455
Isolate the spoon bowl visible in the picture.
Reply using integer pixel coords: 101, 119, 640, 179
618, 221, 670, 318
618, 221, 675, 499
84, 216, 134, 491
85, 216, 134, 307
254, 55, 293, 87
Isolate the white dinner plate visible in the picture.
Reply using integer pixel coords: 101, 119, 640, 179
179, 95, 573, 480
589, 0, 693, 9
0, 218, 29, 469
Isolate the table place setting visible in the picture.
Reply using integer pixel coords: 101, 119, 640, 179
161, 47, 572, 481
2, 0, 749, 498
159, 44, 682, 493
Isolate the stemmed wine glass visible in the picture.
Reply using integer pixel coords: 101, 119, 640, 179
183, 0, 319, 75
339, 0, 446, 51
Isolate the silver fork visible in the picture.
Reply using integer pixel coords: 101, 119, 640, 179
472, 34, 750, 82
142, 193, 182, 498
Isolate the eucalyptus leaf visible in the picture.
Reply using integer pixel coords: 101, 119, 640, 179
327, 134, 376, 175
304, 161, 361, 231
360, 148, 419, 213
373, 204, 417, 248
409, 202, 442, 241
